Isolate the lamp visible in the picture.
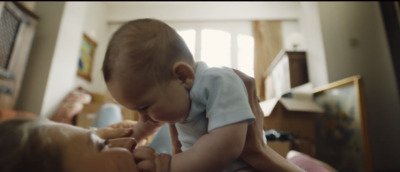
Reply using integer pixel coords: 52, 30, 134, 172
286, 32, 305, 51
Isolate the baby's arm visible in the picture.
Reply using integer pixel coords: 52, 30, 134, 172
134, 120, 248, 172
170, 120, 248, 172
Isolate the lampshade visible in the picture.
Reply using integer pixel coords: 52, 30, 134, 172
286, 32, 305, 51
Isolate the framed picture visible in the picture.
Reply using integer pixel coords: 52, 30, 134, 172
313, 75, 372, 172
77, 33, 97, 82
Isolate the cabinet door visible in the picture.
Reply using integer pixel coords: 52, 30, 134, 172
287, 51, 308, 88
0, 2, 38, 109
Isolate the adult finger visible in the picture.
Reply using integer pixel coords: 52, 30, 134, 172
136, 160, 156, 172
134, 146, 157, 172
155, 153, 171, 172
96, 127, 133, 139
108, 137, 137, 151
133, 146, 156, 162
108, 120, 137, 129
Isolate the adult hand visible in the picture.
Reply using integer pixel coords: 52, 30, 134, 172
107, 119, 138, 129
133, 146, 171, 172
95, 127, 133, 140
95, 120, 136, 139
232, 69, 304, 172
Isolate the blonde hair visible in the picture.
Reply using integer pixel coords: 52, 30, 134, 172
0, 117, 63, 172
102, 18, 195, 86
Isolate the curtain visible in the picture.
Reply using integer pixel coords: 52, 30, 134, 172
252, 20, 283, 101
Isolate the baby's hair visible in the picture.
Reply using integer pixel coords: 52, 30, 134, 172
102, 18, 195, 86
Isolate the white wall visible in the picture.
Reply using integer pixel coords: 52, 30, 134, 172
281, 20, 304, 50
16, 2, 66, 116
105, 2, 303, 45
105, 2, 301, 22
18, 2, 111, 117
318, 2, 400, 170
41, 2, 88, 117
298, 2, 329, 88
74, 2, 108, 94
16, 2, 88, 117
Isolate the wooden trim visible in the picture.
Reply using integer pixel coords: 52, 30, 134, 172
313, 75, 373, 172
13, 1, 39, 20
263, 49, 286, 78
263, 50, 307, 78
356, 76, 373, 172
312, 75, 361, 94
0, 2, 4, 16
77, 33, 98, 82
0, 1, 38, 109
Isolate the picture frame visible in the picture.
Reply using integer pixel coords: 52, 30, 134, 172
77, 33, 97, 82
312, 75, 372, 172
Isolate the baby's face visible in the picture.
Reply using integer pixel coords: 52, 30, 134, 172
107, 76, 191, 123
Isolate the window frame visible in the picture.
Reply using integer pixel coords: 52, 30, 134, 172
168, 21, 254, 77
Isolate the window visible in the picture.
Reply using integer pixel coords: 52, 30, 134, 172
201, 29, 231, 68
177, 29, 196, 56
237, 34, 254, 78
171, 21, 254, 77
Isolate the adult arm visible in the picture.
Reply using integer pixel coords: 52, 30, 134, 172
232, 69, 304, 172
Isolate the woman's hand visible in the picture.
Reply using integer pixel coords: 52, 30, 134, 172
232, 69, 304, 172
107, 120, 138, 129
133, 146, 171, 172
95, 120, 137, 139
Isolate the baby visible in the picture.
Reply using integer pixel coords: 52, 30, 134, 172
102, 18, 303, 172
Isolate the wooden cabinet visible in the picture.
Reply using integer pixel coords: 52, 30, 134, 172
0, 2, 38, 109
265, 50, 309, 100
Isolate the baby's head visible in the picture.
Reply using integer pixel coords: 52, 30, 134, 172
102, 18, 195, 123
103, 18, 194, 87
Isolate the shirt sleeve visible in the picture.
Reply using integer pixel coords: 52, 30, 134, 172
193, 67, 255, 132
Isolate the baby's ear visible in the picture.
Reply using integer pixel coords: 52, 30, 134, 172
172, 62, 195, 89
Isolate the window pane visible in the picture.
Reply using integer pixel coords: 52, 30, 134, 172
0, 6, 21, 69
200, 29, 231, 68
237, 34, 254, 77
177, 29, 196, 56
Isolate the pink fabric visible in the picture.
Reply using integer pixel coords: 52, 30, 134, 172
288, 154, 331, 172
50, 88, 92, 125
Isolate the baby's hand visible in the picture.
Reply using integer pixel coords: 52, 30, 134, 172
133, 146, 171, 172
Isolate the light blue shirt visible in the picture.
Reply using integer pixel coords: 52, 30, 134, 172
175, 61, 255, 172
